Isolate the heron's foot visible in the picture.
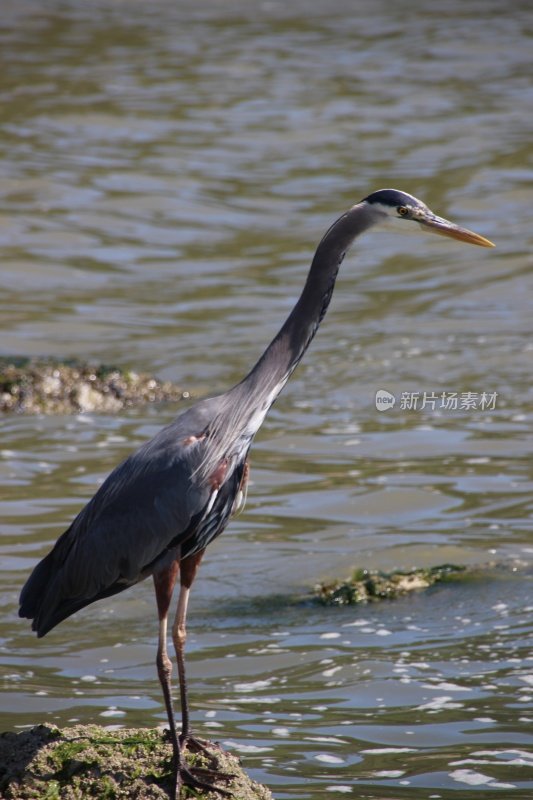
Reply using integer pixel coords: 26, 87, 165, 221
164, 728, 234, 796
180, 731, 236, 784
173, 761, 233, 799
180, 731, 223, 758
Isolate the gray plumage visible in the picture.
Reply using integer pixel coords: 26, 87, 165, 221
19, 397, 246, 636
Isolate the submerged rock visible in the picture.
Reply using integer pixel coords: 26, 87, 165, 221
0, 724, 273, 800
316, 564, 468, 605
0, 358, 189, 414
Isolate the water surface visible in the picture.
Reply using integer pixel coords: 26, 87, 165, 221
1, 1, 532, 797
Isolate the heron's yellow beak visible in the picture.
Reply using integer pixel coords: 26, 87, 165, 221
418, 213, 495, 248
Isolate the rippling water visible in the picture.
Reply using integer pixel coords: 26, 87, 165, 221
1, 1, 532, 797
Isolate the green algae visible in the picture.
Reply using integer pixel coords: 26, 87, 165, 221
316, 563, 468, 606
0, 725, 273, 800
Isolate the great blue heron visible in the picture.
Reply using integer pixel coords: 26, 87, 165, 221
19, 189, 493, 797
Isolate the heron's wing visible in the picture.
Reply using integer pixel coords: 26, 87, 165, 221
67, 432, 212, 585
19, 403, 226, 635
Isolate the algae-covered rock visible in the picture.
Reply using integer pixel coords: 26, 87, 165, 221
0, 358, 189, 414
0, 724, 272, 800
316, 564, 467, 605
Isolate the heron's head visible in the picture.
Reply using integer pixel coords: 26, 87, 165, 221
362, 188, 494, 247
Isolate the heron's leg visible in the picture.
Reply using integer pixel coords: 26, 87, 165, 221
153, 563, 180, 765
172, 550, 205, 742
166, 551, 234, 795
154, 561, 225, 797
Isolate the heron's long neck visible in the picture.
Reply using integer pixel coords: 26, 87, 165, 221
234, 202, 375, 416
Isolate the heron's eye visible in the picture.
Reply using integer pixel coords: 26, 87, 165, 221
397, 206, 409, 217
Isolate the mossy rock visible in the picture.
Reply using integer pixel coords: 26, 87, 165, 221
316, 564, 468, 605
0, 358, 189, 414
0, 724, 272, 800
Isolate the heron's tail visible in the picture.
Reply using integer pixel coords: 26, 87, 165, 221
19, 548, 65, 637
19, 530, 133, 637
